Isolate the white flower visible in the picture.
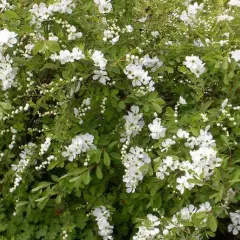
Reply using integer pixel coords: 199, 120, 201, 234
156, 156, 179, 180
221, 98, 228, 109
151, 31, 159, 38
121, 105, 144, 142
228, 210, 240, 235
138, 16, 147, 22
177, 129, 189, 139
179, 96, 187, 105
228, 0, 240, 7
176, 172, 195, 194
142, 55, 163, 72
71, 47, 85, 60
133, 214, 160, 240
92, 50, 107, 70
0, 54, 18, 90
30, 1, 75, 26
198, 202, 212, 212
111, 35, 119, 45
126, 25, 133, 32
0, 0, 10, 12
49, 35, 59, 41
68, 31, 83, 41
62, 133, 96, 161
124, 63, 154, 91
93, 206, 113, 240
93, 70, 110, 85
123, 147, 151, 193
220, 40, 228, 46
94, 0, 112, 14
0, 28, 17, 47
217, 14, 234, 22
10, 143, 35, 192
230, 50, 240, 62
194, 39, 204, 47
50, 48, 85, 64
183, 55, 206, 77
161, 138, 176, 152
39, 137, 51, 155
148, 118, 166, 140
180, 2, 204, 26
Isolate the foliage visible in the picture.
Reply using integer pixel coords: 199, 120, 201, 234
0, 0, 240, 239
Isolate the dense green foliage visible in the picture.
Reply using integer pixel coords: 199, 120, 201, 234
0, 0, 240, 239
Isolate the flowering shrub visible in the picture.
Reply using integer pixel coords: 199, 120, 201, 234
1, 0, 240, 239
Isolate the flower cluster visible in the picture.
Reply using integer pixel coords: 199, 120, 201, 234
0, 0, 11, 12
121, 105, 144, 143
66, 25, 83, 41
94, 0, 112, 14
50, 47, 85, 64
0, 28, 18, 90
103, 22, 121, 45
103, 21, 133, 45
30, 1, 75, 27
92, 206, 113, 240
0, 28, 17, 48
8, 127, 17, 149
92, 50, 111, 85
180, 2, 204, 26
122, 146, 151, 193
133, 214, 160, 240
62, 133, 95, 161
162, 202, 212, 237
217, 14, 234, 22
148, 117, 166, 140
161, 138, 176, 152
0, 54, 18, 90
141, 54, 163, 72
228, 0, 240, 7
35, 155, 55, 171
10, 143, 36, 192
1, 0, 240, 238
74, 98, 91, 124
124, 63, 154, 92
124, 54, 162, 93
175, 128, 221, 194
183, 55, 206, 77
228, 210, 240, 235
176, 146, 222, 194
39, 137, 52, 155
230, 50, 240, 62
156, 156, 179, 180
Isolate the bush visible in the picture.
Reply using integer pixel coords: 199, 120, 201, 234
0, 0, 240, 239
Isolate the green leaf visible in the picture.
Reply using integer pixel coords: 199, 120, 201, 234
96, 166, 103, 179
222, 58, 228, 70
36, 197, 50, 210
88, 149, 102, 163
176, 22, 188, 32
35, 196, 49, 203
104, 151, 111, 166
55, 195, 62, 204
16, 201, 29, 209
4, 10, 20, 19
0, 102, 11, 110
208, 214, 218, 232
223, 73, 229, 85
33, 41, 45, 55
118, 101, 125, 110
83, 171, 91, 185
152, 103, 162, 113
31, 182, 53, 192
45, 41, 60, 53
